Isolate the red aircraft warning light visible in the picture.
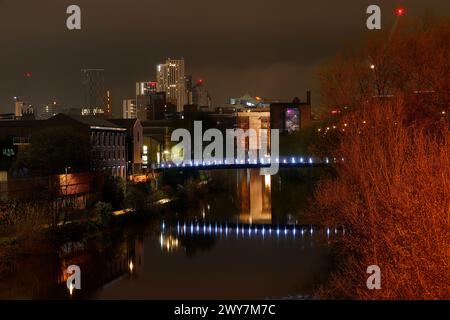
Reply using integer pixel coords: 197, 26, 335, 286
396, 7, 405, 16
331, 110, 341, 115
25, 72, 32, 78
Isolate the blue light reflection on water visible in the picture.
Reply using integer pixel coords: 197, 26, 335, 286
160, 221, 345, 240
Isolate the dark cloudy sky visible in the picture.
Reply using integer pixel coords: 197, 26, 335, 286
0, 0, 448, 115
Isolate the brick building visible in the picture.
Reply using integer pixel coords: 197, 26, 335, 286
45, 114, 127, 178
109, 118, 143, 176
270, 91, 312, 134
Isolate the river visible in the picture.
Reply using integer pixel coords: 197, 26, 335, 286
0, 168, 340, 299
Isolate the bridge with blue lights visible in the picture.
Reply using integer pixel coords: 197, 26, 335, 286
152, 156, 336, 171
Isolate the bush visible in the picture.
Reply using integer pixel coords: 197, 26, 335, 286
0, 201, 49, 242
125, 183, 150, 212
94, 202, 113, 225
314, 99, 449, 299
102, 175, 125, 210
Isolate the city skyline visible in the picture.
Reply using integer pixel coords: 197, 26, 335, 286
1, 0, 448, 115
0, 0, 448, 304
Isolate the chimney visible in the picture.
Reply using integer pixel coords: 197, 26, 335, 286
306, 91, 311, 105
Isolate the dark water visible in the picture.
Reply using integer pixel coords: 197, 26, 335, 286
0, 168, 339, 299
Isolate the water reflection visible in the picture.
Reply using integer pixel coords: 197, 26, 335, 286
237, 170, 272, 224
159, 233, 180, 252
0, 223, 338, 299
191, 168, 325, 225
165, 222, 345, 239
0, 168, 338, 299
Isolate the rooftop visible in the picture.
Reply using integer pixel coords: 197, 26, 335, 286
47, 114, 126, 131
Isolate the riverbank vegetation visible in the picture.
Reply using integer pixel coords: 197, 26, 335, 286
0, 170, 209, 246
313, 17, 449, 299
0, 169, 212, 281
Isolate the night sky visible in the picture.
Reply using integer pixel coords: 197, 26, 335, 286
0, 0, 448, 115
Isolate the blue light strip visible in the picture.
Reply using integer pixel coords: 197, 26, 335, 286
152, 156, 338, 169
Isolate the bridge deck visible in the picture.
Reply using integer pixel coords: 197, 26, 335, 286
152, 156, 334, 171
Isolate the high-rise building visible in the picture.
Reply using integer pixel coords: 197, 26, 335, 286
135, 95, 151, 120
147, 92, 177, 121
14, 100, 24, 118
156, 64, 167, 92
81, 69, 106, 116
14, 98, 34, 119
123, 99, 137, 119
136, 81, 157, 96
185, 75, 193, 92
104, 90, 113, 118
39, 101, 60, 120
192, 79, 212, 110
185, 75, 193, 104
156, 58, 186, 112
135, 82, 157, 121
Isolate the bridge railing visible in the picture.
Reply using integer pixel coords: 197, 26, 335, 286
151, 156, 339, 169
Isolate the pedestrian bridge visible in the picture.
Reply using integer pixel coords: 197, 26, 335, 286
152, 156, 337, 171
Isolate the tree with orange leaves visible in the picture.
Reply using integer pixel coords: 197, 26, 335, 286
314, 16, 450, 299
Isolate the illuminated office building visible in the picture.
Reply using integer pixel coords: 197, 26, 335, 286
156, 58, 186, 112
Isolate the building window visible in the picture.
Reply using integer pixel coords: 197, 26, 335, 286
285, 108, 300, 133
